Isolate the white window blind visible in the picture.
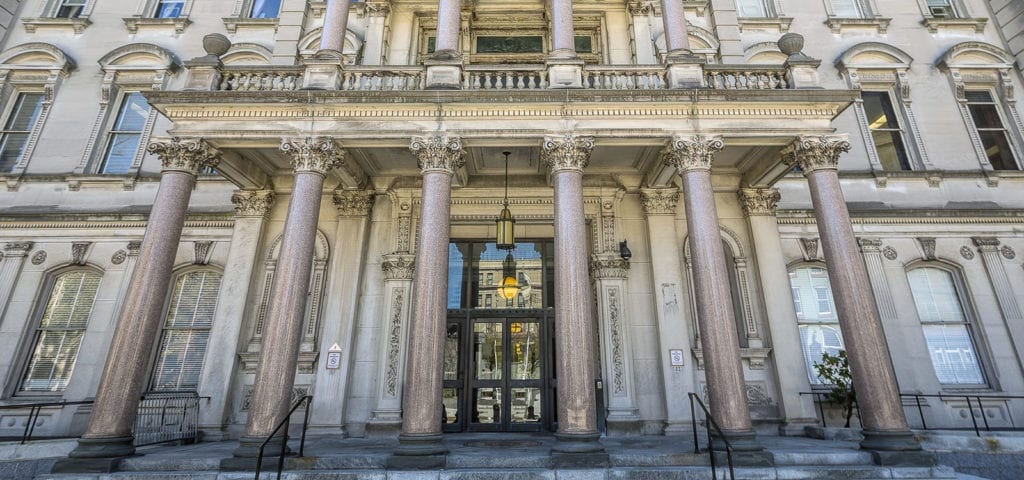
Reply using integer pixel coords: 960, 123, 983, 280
908, 268, 984, 385
831, 0, 863, 17
736, 0, 769, 17
20, 271, 101, 392
150, 271, 222, 391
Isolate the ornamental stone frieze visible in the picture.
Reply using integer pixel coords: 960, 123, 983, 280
590, 254, 630, 279
780, 135, 851, 174
231, 190, 275, 217
147, 137, 221, 175
333, 190, 374, 217
639, 188, 679, 216
409, 135, 465, 175
662, 135, 724, 172
738, 188, 780, 217
382, 253, 415, 280
541, 133, 595, 173
857, 238, 882, 252
280, 136, 346, 174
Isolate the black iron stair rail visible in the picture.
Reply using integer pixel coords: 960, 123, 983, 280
254, 395, 313, 480
688, 392, 735, 480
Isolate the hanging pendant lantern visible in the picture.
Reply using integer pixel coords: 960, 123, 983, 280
496, 151, 516, 251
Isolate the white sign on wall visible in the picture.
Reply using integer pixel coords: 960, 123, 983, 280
669, 349, 685, 367
326, 343, 342, 370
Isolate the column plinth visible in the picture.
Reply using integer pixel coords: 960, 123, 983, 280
665, 136, 761, 453
230, 138, 342, 464
424, 0, 464, 89
55, 138, 219, 473
783, 135, 931, 466
660, 0, 705, 88
391, 135, 463, 463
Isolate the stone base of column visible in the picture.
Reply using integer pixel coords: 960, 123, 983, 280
365, 419, 402, 437
784, 58, 823, 89
861, 430, 935, 467
220, 435, 290, 471
710, 430, 773, 466
778, 418, 820, 436
665, 55, 706, 89
546, 58, 584, 89
424, 56, 463, 90
387, 433, 447, 469
302, 51, 345, 90
551, 432, 609, 469
51, 436, 135, 473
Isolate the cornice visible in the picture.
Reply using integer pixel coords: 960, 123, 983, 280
0, 220, 234, 229
776, 209, 1024, 225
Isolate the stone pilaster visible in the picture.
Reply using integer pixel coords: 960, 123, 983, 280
739, 188, 817, 434
664, 135, 760, 452
370, 253, 415, 429
232, 138, 342, 463
198, 190, 274, 440
973, 237, 1024, 372
857, 238, 900, 331
57, 138, 219, 473
782, 135, 927, 464
590, 254, 640, 434
640, 187, 695, 434
0, 242, 32, 329
107, 241, 141, 334
542, 134, 605, 457
392, 135, 463, 463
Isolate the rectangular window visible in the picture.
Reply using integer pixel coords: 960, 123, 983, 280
965, 91, 1019, 170
736, 0, 769, 17
155, 0, 185, 18
927, 0, 956, 18
20, 271, 101, 393
476, 36, 544, 54
56, 0, 86, 18
862, 91, 911, 170
908, 267, 985, 386
831, 0, 864, 17
150, 271, 222, 391
814, 286, 832, 315
0, 93, 45, 173
791, 286, 804, 318
249, 0, 281, 18
99, 93, 151, 174
790, 266, 844, 384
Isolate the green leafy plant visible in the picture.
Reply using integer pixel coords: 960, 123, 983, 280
813, 350, 857, 428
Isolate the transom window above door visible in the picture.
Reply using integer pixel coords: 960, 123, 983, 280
418, 13, 602, 64
448, 241, 553, 310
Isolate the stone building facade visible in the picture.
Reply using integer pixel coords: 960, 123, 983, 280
0, 0, 1021, 466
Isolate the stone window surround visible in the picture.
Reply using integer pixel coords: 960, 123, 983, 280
123, 0, 195, 34
822, 0, 890, 34
735, 0, 793, 33
915, 0, 987, 33
222, 0, 281, 33
938, 42, 1024, 173
22, 0, 96, 34
72, 44, 178, 181
836, 43, 932, 178
904, 259, 995, 391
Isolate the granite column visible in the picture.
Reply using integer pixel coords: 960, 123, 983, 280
319, 0, 353, 52
393, 135, 464, 462
435, 0, 461, 55
660, 0, 692, 55
782, 135, 926, 463
56, 138, 220, 472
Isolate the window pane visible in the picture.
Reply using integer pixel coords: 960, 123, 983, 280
574, 36, 593, 53
799, 324, 845, 384
968, 103, 1005, 129
908, 268, 967, 323
977, 130, 1019, 170
862, 92, 900, 129
151, 271, 222, 391
101, 133, 140, 174
965, 91, 993, 103
113, 93, 151, 131
156, 0, 184, 18
250, 0, 281, 18
831, 0, 862, 17
5, 93, 45, 131
789, 267, 837, 323
0, 133, 29, 172
476, 36, 544, 54
872, 129, 911, 171
737, 0, 768, 17
923, 324, 984, 384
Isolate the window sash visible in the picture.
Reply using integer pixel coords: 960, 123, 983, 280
964, 90, 1019, 170
0, 93, 46, 172
736, 0, 769, 17
99, 93, 150, 174
831, 0, 864, 17
249, 0, 281, 18
799, 324, 845, 384
155, 0, 185, 18
150, 271, 221, 392
56, 0, 86, 18
923, 324, 985, 385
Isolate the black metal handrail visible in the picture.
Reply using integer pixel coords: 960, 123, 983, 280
0, 400, 94, 444
133, 391, 202, 447
688, 393, 735, 480
255, 395, 313, 480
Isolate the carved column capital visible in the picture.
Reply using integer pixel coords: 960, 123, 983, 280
857, 238, 883, 252
973, 237, 1001, 252
231, 190, 275, 217
590, 254, 630, 279
381, 253, 416, 280
737, 188, 781, 217
126, 240, 143, 256
639, 188, 679, 216
281, 136, 346, 175
541, 133, 595, 174
627, 1, 653, 15
780, 135, 851, 174
662, 135, 724, 172
409, 134, 465, 175
333, 190, 374, 217
147, 137, 220, 175
3, 242, 33, 256
365, 1, 391, 16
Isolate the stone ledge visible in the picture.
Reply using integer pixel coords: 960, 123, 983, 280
825, 17, 891, 35
21, 17, 92, 34
123, 17, 191, 34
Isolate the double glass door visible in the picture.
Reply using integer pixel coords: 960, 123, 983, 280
443, 313, 554, 432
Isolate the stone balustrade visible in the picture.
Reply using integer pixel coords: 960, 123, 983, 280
219, 67, 305, 91
583, 66, 666, 90
341, 66, 426, 91
705, 66, 789, 90
463, 65, 548, 90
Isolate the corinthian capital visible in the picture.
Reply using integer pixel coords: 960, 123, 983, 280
541, 134, 595, 174
231, 190, 275, 217
409, 135, 465, 175
738, 188, 781, 217
780, 135, 851, 174
281, 136, 346, 174
662, 135, 724, 172
382, 253, 416, 280
3, 242, 33, 256
639, 188, 679, 215
147, 137, 220, 175
333, 190, 374, 217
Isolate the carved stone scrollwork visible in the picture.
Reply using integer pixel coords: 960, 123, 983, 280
31, 250, 46, 265
662, 135, 724, 172
127, 240, 143, 256
147, 137, 221, 176
382, 253, 415, 280
409, 135, 465, 175
738, 188, 780, 217
3, 242, 33, 255
111, 250, 126, 265
857, 238, 882, 252
333, 190, 374, 217
231, 190, 275, 217
640, 188, 679, 216
365, 1, 391, 17
627, 1, 652, 15
194, 241, 213, 265
799, 238, 818, 261
780, 135, 852, 174
590, 254, 630, 279
281, 136, 346, 174
71, 242, 91, 266
541, 133, 596, 174
917, 237, 937, 260
960, 246, 976, 260
972, 237, 1000, 251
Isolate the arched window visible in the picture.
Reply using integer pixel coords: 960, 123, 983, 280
19, 269, 102, 392
788, 266, 843, 384
907, 267, 985, 386
150, 270, 222, 391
